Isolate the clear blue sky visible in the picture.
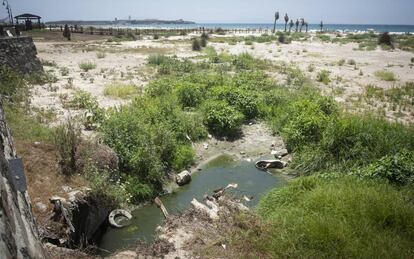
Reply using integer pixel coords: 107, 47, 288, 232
2, 0, 413, 24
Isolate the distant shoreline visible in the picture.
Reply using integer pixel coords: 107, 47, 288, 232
43, 22, 414, 33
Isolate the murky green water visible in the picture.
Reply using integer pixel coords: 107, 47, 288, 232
98, 155, 286, 254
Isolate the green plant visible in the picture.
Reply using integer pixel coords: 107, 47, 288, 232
378, 32, 393, 46
316, 70, 331, 85
78, 61, 97, 72
60, 67, 70, 76
172, 144, 195, 171
0, 66, 29, 105
245, 176, 414, 258
348, 59, 356, 65
192, 38, 202, 51
53, 119, 80, 176
175, 82, 204, 108
104, 82, 139, 99
96, 52, 106, 59
374, 70, 397, 81
353, 151, 414, 186
202, 100, 244, 137
147, 53, 172, 66
200, 37, 208, 48
337, 59, 345, 66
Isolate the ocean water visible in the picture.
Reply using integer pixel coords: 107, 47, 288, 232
115, 23, 414, 33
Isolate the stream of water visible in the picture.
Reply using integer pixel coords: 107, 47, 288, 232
98, 154, 286, 254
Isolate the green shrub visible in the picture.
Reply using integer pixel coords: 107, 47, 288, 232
78, 61, 96, 72
210, 85, 259, 120
411, 57, 414, 63
278, 34, 286, 44
192, 38, 201, 51
378, 32, 393, 46
347, 59, 356, 65
53, 119, 80, 176
337, 59, 345, 66
200, 37, 208, 48
153, 34, 159, 40
202, 100, 244, 137
316, 70, 331, 84
175, 82, 204, 108
100, 95, 206, 202
282, 97, 336, 151
354, 151, 414, 186
232, 52, 266, 71
294, 114, 414, 174
123, 175, 154, 203
0, 66, 29, 105
68, 90, 97, 110
147, 54, 172, 66
247, 176, 414, 258
172, 144, 195, 171
375, 70, 397, 81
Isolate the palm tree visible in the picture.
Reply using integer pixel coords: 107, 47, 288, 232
284, 13, 289, 32
289, 20, 294, 32
273, 12, 279, 33
305, 22, 309, 33
299, 18, 305, 32
320, 21, 324, 32
295, 19, 299, 32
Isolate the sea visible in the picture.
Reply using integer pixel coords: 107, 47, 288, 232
110, 23, 414, 33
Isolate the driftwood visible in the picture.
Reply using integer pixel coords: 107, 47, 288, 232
155, 197, 170, 219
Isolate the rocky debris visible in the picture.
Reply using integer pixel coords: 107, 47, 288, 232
0, 99, 46, 258
271, 148, 289, 158
45, 190, 113, 248
176, 170, 191, 186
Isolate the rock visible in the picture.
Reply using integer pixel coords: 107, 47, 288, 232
109, 250, 138, 259
35, 202, 48, 212
176, 170, 192, 186
208, 134, 213, 139
240, 151, 246, 155
203, 143, 209, 149
62, 185, 72, 193
273, 149, 289, 158
34, 141, 41, 145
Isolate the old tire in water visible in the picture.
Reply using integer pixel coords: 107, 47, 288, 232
108, 209, 132, 228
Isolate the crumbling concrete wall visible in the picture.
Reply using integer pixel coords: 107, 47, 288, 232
0, 36, 43, 74
0, 98, 45, 258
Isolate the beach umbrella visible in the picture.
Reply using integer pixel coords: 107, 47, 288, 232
284, 14, 289, 32
273, 11, 279, 33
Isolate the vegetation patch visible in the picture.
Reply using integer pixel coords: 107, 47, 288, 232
374, 70, 397, 81
104, 82, 140, 99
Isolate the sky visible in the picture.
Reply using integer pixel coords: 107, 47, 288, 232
1, 0, 414, 25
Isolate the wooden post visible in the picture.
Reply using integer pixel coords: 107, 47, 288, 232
154, 197, 169, 219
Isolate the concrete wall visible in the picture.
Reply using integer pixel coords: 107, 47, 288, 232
0, 36, 43, 74
0, 98, 46, 258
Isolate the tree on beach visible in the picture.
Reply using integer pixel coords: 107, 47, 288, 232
299, 18, 305, 32
63, 24, 71, 41
305, 22, 309, 32
295, 19, 299, 32
273, 11, 280, 33
320, 21, 324, 31
289, 20, 294, 32
284, 13, 289, 32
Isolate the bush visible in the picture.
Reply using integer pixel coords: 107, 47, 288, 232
316, 70, 331, 84
96, 52, 106, 59
200, 37, 208, 48
172, 145, 195, 171
78, 61, 96, 72
100, 95, 206, 202
278, 33, 286, 44
53, 120, 80, 176
175, 82, 204, 108
147, 54, 172, 66
294, 114, 414, 174
354, 151, 414, 186
210, 85, 259, 120
282, 97, 336, 151
374, 70, 397, 81
192, 38, 202, 51
0, 66, 29, 105
202, 100, 244, 137
378, 32, 393, 46
67, 90, 97, 109
153, 34, 159, 40
247, 176, 414, 258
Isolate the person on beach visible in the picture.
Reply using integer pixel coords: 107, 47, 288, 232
289, 19, 294, 32
295, 19, 299, 32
